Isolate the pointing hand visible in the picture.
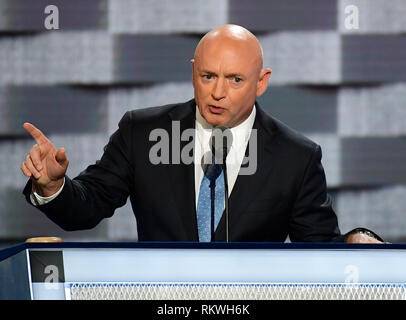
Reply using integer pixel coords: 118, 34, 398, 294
21, 123, 69, 197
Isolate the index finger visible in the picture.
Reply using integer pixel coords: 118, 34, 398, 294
23, 122, 49, 145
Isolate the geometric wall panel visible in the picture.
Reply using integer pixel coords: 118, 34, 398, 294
339, 0, 406, 34
0, 187, 110, 241
0, 86, 108, 135
106, 200, 138, 241
341, 137, 406, 186
336, 186, 406, 242
0, 139, 42, 190
109, 0, 227, 33
0, 134, 108, 189
229, 0, 337, 31
0, 135, 136, 242
338, 84, 406, 137
44, 133, 109, 179
342, 35, 406, 83
114, 35, 199, 83
0, 32, 113, 85
0, 0, 107, 31
258, 86, 337, 134
108, 83, 194, 133
259, 32, 341, 84
307, 134, 341, 188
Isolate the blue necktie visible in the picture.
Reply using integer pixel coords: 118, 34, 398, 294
196, 164, 225, 242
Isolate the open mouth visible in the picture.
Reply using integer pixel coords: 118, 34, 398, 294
208, 105, 225, 114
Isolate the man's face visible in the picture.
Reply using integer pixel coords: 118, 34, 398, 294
192, 38, 270, 127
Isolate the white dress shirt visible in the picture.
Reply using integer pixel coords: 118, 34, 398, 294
31, 105, 257, 207
194, 105, 256, 208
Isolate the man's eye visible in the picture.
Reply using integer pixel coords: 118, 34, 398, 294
234, 77, 242, 83
203, 75, 212, 80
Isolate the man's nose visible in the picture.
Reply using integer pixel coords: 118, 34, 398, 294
211, 78, 226, 100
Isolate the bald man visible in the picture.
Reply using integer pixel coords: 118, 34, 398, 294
21, 25, 382, 243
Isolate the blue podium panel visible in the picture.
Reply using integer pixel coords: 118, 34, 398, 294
1, 242, 406, 300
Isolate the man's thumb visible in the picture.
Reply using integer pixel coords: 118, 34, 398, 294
55, 148, 68, 167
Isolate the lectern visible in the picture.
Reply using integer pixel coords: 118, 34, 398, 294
1, 242, 406, 300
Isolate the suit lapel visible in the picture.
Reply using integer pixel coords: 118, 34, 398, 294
214, 103, 278, 241
166, 99, 199, 241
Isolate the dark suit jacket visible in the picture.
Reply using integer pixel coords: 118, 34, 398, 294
23, 99, 346, 242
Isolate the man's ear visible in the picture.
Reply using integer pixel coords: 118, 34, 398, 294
256, 68, 272, 97
191, 59, 196, 86
190, 59, 196, 73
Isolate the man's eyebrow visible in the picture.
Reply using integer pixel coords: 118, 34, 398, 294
199, 69, 245, 77
199, 69, 216, 74
225, 73, 245, 78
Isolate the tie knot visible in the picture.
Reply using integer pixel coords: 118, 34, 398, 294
204, 163, 222, 181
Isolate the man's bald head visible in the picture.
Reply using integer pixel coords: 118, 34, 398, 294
191, 24, 271, 127
194, 24, 264, 75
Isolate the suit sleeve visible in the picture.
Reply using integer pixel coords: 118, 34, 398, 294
22, 111, 134, 231
288, 145, 344, 242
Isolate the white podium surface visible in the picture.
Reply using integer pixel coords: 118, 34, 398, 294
1, 242, 406, 300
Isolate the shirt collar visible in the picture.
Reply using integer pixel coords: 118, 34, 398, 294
195, 104, 256, 143
195, 104, 256, 168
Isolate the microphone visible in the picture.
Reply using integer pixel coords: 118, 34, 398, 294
210, 126, 233, 163
209, 126, 233, 242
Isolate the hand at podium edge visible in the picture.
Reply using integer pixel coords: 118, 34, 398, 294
20, 122, 68, 197
346, 232, 384, 244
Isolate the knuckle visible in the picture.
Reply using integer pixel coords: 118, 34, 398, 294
21, 163, 30, 176
26, 157, 34, 168
31, 144, 40, 153
25, 161, 32, 170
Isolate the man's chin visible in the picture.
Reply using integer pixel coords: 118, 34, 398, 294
202, 110, 227, 126
203, 112, 229, 127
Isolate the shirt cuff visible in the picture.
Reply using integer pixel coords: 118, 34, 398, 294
30, 178, 65, 206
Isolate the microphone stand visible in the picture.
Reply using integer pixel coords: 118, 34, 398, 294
209, 126, 232, 243
210, 152, 216, 242
222, 157, 229, 243
208, 152, 228, 242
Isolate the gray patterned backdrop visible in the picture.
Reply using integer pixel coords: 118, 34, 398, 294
0, 0, 405, 246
